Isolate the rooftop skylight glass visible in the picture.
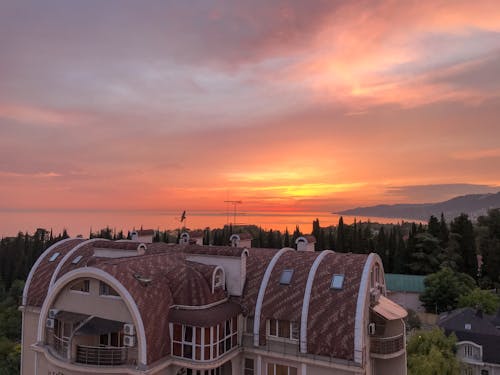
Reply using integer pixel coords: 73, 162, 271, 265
280, 269, 294, 285
72, 255, 83, 264
48, 252, 60, 262
331, 274, 345, 290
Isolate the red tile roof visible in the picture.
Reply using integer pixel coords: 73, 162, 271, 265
26, 239, 373, 364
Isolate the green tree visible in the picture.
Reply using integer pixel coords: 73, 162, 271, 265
420, 268, 475, 313
428, 215, 440, 238
0, 338, 20, 375
458, 288, 500, 314
478, 209, 500, 287
407, 328, 459, 375
450, 214, 477, 278
336, 217, 345, 252
408, 233, 442, 275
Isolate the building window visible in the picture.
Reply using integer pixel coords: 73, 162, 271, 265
72, 255, 83, 264
177, 367, 223, 375
330, 274, 345, 290
464, 344, 474, 358
99, 281, 120, 297
244, 358, 255, 375
267, 363, 297, 375
70, 279, 90, 293
268, 319, 299, 341
279, 270, 294, 285
49, 252, 60, 262
481, 370, 489, 375
462, 366, 473, 375
171, 317, 238, 362
99, 331, 123, 347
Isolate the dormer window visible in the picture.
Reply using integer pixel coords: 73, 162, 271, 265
280, 269, 294, 285
331, 274, 345, 290
212, 267, 225, 293
49, 252, 60, 262
72, 255, 83, 265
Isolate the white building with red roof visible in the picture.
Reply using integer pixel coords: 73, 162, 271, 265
21, 234, 407, 375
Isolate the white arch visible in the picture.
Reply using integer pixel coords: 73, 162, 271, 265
353, 253, 380, 364
22, 238, 77, 306
253, 247, 293, 346
49, 238, 108, 291
300, 250, 334, 353
37, 267, 148, 366
211, 266, 226, 293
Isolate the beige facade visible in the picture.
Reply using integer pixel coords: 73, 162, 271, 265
21, 238, 407, 375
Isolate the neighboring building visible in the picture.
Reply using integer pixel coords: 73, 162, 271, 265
21, 235, 408, 375
438, 308, 500, 375
385, 274, 426, 312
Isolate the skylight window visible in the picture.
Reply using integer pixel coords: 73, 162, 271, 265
280, 269, 294, 285
331, 274, 345, 290
49, 252, 60, 262
72, 255, 83, 265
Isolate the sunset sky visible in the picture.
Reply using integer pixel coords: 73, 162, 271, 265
1, 0, 500, 221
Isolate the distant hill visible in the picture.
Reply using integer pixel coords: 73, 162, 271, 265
336, 192, 500, 221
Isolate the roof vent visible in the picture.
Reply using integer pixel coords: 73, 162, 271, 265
280, 269, 294, 285
465, 323, 471, 330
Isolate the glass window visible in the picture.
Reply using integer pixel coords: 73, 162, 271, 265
331, 274, 345, 290
70, 279, 89, 293
99, 281, 120, 297
268, 320, 298, 341
72, 255, 83, 264
244, 358, 254, 375
49, 252, 60, 262
280, 269, 294, 285
171, 318, 238, 361
267, 363, 297, 375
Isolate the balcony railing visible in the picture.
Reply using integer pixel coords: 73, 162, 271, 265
76, 345, 128, 366
51, 334, 69, 359
370, 334, 404, 355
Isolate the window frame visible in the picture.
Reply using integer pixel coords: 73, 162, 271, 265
268, 319, 299, 342
69, 279, 90, 294
99, 281, 120, 298
171, 317, 238, 362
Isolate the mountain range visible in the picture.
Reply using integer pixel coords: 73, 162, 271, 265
336, 192, 500, 221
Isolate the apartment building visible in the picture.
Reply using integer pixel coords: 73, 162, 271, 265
21, 233, 407, 375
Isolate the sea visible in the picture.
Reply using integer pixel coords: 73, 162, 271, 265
0, 210, 414, 238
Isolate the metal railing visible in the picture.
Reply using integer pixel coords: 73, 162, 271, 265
370, 334, 404, 355
76, 345, 128, 366
52, 334, 69, 358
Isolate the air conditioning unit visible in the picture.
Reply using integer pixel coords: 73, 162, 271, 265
123, 335, 135, 347
46, 318, 55, 329
124, 323, 135, 336
368, 323, 376, 336
48, 309, 59, 319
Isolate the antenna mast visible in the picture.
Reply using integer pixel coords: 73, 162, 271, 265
224, 200, 242, 225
